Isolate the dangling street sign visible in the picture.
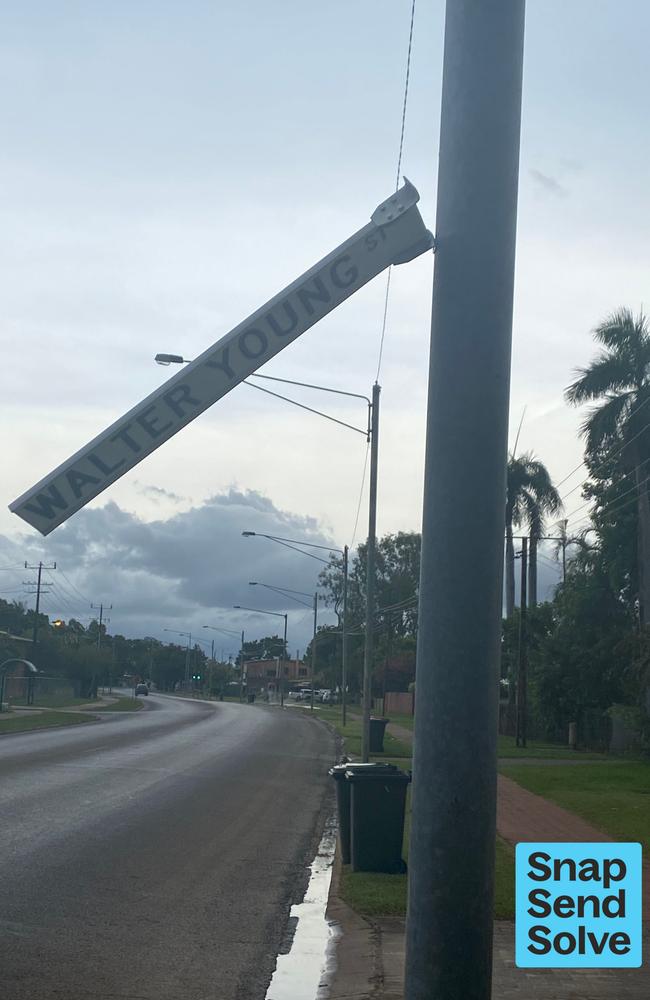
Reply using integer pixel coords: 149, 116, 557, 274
10, 180, 433, 536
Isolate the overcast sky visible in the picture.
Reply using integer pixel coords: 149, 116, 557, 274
2, 2, 649, 650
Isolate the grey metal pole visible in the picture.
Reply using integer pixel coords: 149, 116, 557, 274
97, 603, 103, 651
281, 613, 287, 706
361, 383, 380, 762
342, 544, 349, 726
239, 630, 245, 702
516, 538, 528, 748
310, 593, 317, 711
184, 633, 191, 693
404, 4, 525, 999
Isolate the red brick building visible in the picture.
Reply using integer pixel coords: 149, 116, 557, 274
243, 658, 308, 695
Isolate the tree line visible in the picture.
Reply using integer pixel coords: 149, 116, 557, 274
316, 308, 650, 748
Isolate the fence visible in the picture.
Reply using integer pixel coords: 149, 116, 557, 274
1, 675, 77, 709
498, 700, 612, 753
383, 691, 415, 716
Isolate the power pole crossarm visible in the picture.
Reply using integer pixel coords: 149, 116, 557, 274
24, 561, 56, 646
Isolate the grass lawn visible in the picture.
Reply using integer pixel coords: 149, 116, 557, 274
314, 705, 412, 759
501, 761, 650, 853
497, 734, 606, 760
91, 696, 143, 712
11, 695, 91, 710
0, 711, 95, 735
323, 709, 516, 919
339, 780, 514, 920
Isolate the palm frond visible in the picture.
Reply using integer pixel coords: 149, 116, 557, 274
580, 392, 634, 452
566, 352, 635, 404
593, 308, 649, 351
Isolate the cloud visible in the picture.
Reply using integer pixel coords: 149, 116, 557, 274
2, 489, 336, 652
135, 483, 188, 504
529, 168, 568, 198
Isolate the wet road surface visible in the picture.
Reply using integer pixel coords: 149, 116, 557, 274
0, 694, 336, 1000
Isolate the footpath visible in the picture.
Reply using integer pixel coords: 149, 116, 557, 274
326, 720, 649, 1000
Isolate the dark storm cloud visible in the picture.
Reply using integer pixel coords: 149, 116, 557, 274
2, 489, 335, 645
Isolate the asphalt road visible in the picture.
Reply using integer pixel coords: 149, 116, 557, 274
0, 694, 336, 1000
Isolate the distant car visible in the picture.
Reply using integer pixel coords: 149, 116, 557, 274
135, 683, 149, 696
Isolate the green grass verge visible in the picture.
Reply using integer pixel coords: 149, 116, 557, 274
11, 695, 91, 709
501, 761, 650, 853
314, 705, 412, 758
0, 711, 95, 734
339, 828, 514, 920
91, 696, 143, 712
497, 734, 605, 760
325, 707, 516, 920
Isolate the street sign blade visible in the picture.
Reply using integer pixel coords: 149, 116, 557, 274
10, 180, 433, 536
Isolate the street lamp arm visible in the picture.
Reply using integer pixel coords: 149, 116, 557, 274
243, 531, 344, 555
249, 582, 313, 608
248, 372, 371, 406
202, 624, 241, 637
248, 535, 329, 566
234, 605, 286, 618
242, 381, 368, 437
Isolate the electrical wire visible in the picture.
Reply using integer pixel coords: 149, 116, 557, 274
555, 393, 650, 492
375, 0, 417, 382
58, 569, 91, 605
350, 441, 370, 549
564, 476, 649, 528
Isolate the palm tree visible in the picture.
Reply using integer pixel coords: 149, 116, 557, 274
505, 453, 562, 617
550, 520, 597, 580
566, 308, 650, 623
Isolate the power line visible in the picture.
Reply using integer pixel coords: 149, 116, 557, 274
350, 440, 370, 548
555, 392, 650, 492
565, 475, 649, 528
58, 569, 91, 605
375, 0, 417, 381
559, 410, 650, 505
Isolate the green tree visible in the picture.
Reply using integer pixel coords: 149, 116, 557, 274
566, 308, 650, 623
505, 453, 561, 616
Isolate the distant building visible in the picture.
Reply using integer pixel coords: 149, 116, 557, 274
243, 658, 308, 695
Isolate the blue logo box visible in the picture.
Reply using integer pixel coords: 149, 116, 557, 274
515, 842, 642, 968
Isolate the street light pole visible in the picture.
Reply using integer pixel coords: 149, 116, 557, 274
362, 383, 380, 762
310, 593, 317, 713
404, 4, 525, 999
242, 532, 349, 722
234, 604, 288, 704
281, 612, 288, 707
239, 631, 245, 701
342, 543, 349, 726
163, 628, 192, 692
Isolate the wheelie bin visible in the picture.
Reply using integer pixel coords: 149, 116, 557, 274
369, 717, 390, 752
329, 762, 399, 864
346, 765, 411, 873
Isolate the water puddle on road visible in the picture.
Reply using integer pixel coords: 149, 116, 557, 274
265, 819, 340, 1000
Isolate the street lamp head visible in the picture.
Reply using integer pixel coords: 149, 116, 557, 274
155, 353, 188, 366
241, 531, 256, 537
233, 605, 241, 610
248, 581, 258, 586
